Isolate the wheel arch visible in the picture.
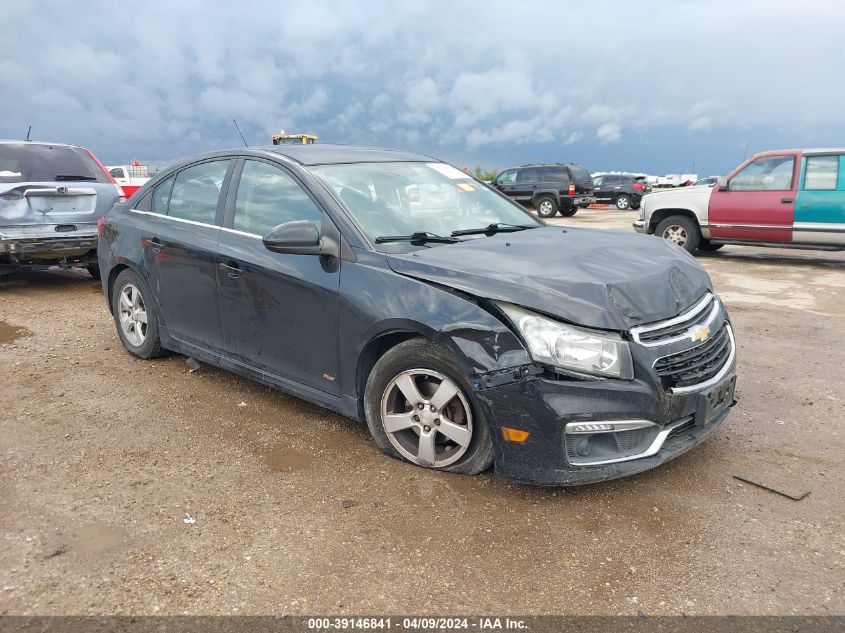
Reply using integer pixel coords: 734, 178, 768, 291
648, 207, 701, 233
355, 329, 431, 420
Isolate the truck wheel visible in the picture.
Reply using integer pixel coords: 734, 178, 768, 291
87, 264, 100, 279
615, 194, 631, 210
655, 215, 701, 253
558, 206, 578, 217
535, 196, 558, 218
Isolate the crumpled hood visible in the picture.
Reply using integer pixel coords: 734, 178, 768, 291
385, 226, 712, 331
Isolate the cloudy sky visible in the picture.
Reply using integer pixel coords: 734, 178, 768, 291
2, 0, 843, 176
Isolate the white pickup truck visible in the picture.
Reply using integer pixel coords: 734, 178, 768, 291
107, 164, 151, 197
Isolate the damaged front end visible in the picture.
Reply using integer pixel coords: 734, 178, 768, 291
445, 292, 737, 485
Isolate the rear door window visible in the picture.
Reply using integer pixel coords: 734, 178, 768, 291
804, 156, 839, 190
150, 175, 175, 214
233, 160, 322, 236
0, 143, 109, 184
168, 160, 230, 224
517, 168, 539, 184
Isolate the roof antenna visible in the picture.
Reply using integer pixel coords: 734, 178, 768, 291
24, 125, 32, 141
232, 117, 248, 147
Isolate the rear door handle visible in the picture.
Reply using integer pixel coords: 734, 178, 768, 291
781, 197, 794, 204
217, 261, 242, 278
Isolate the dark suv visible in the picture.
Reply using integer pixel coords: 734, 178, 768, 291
592, 174, 649, 210
491, 163, 595, 218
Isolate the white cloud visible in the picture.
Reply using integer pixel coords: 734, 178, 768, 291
564, 131, 583, 145
596, 123, 621, 143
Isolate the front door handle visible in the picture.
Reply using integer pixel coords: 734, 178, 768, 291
149, 238, 163, 253
217, 262, 242, 278
781, 197, 794, 204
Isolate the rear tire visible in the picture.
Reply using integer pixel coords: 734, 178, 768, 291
86, 263, 100, 279
111, 269, 164, 359
535, 196, 558, 218
615, 194, 631, 210
655, 215, 701, 254
364, 338, 493, 475
558, 206, 578, 217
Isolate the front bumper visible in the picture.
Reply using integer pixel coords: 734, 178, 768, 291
632, 219, 647, 233
476, 367, 735, 486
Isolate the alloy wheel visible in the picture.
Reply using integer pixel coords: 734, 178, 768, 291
616, 196, 630, 209
118, 283, 148, 347
539, 200, 554, 214
662, 224, 688, 246
380, 369, 473, 468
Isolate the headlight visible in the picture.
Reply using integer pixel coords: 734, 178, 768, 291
499, 303, 634, 379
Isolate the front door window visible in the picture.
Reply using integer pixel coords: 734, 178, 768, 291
730, 156, 795, 191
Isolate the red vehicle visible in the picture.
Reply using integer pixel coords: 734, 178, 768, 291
634, 149, 845, 252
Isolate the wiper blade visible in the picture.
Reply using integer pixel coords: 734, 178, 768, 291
450, 223, 537, 237
55, 175, 98, 181
374, 231, 460, 244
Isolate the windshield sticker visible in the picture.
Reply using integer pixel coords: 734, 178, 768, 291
456, 182, 476, 192
426, 163, 471, 179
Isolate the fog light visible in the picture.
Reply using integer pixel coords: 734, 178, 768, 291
502, 427, 530, 443
575, 436, 593, 457
568, 422, 615, 434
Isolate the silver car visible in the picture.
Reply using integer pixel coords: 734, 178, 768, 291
0, 140, 124, 276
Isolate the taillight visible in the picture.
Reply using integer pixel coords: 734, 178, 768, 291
633, 183, 645, 191
97, 215, 106, 238
568, 183, 576, 195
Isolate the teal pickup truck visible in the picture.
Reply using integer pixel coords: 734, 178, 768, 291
634, 149, 845, 253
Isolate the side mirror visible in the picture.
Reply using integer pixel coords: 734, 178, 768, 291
262, 220, 337, 257
716, 176, 728, 190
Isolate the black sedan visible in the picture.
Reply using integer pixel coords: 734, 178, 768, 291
97, 145, 736, 485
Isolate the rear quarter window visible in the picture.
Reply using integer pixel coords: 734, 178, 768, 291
543, 167, 568, 182
566, 165, 592, 182
0, 143, 109, 183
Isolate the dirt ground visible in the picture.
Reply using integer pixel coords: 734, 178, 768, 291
1, 208, 843, 616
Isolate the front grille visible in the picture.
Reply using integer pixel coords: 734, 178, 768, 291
631, 293, 718, 346
654, 324, 733, 389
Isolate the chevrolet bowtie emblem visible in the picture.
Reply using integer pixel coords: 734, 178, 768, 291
689, 324, 710, 342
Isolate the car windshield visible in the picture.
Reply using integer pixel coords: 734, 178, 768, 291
310, 161, 542, 248
0, 143, 109, 184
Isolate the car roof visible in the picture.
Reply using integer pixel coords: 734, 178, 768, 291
263, 144, 434, 165
0, 140, 82, 149
751, 148, 845, 158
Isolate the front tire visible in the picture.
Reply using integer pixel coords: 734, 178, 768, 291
615, 194, 631, 210
535, 196, 558, 218
86, 263, 100, 279
655, 215, 701, 253
558, 205, 578, 217
364, 338, 493, 475
111, 269, 164, 359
